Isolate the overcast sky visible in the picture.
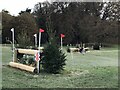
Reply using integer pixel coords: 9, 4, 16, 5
0, 0, 49, 16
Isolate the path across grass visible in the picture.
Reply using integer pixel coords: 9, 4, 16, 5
2, 45, 118, 88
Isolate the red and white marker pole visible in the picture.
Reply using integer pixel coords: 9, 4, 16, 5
60, 34, 65, 49
37, 28, 44, 73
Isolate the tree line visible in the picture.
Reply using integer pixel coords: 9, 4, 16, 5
2, 1, 119, 47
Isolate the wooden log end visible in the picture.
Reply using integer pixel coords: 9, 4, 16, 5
9, 62, 37, 73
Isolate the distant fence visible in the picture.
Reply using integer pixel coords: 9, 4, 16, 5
64, 43, 118, 48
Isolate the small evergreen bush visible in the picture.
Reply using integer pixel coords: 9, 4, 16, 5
93, 43, 100, 50
42, 43, 66, 74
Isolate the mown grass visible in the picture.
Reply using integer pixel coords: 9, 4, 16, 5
2, 44, 118, 88
0, 44, 2, 89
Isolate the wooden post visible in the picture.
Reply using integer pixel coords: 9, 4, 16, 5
14, 49, 17, 62
83, 43, 85, 48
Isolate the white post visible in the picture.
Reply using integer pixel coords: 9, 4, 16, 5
70, 44, 73, 60
37, 32, 41, 73
34, 34, 37, 47
61, 37, 62, 49
35, 34, 37, 48
39, 32, 41, 51
11, 28, 14, 62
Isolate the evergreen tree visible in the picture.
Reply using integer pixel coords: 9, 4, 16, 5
42, 39, 66, 74
41, 2, 66, 74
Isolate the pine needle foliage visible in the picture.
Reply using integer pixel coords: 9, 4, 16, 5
42, 40, 66, 74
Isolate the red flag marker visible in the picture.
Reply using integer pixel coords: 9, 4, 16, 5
60, 34, 65, 49
61, 34, 65, 38
39, 28, 44, 33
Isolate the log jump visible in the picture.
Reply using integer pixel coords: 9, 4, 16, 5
67, 47, 89, 53
9, 48, 40, 73
9, 62, 37, 73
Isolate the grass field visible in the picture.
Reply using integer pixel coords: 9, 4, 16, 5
1, 44, 118, 88
0, 44, 2, 90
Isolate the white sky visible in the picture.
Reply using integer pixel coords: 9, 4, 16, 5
0, 0, 49, 16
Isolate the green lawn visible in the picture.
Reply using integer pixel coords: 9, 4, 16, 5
2, 44, 118, 88
0, 44, 2, 90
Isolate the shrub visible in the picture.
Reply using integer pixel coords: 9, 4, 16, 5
93, 43, 100, 50
16, 31, 33, 49
67, 47, 70, 53
42, 43, 66, 74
